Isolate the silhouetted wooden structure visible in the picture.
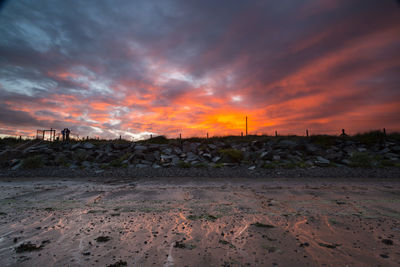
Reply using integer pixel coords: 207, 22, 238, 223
36, 128, 56, 141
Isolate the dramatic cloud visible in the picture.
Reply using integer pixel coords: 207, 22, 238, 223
0, 0, 399, 139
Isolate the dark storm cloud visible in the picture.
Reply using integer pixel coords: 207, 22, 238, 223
0, 104, 41, 126
0, 0, 399, 137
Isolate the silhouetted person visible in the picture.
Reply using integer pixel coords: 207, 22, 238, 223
61, 129, 66, 141
65, 128, 70, 141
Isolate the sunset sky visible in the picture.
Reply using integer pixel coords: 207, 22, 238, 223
0, 0, 399, 139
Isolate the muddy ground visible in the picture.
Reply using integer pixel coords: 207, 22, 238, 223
0, 176, 399, 266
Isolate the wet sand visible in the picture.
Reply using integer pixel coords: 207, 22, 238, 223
0, 177, 399, 266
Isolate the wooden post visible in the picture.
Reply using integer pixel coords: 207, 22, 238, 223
245, 116, 248, 136
341, 129, 346, 136
150, 134, 152, 139
275, 131, 278, 137
42, 130, 45, 140
383, 128, 386, 137
306, 129, 309, 137
241, 132, 243, 137
179, 133, 182, 139
207, 132, 209, 139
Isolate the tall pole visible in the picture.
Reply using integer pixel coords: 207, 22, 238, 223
246, 116, 248, 136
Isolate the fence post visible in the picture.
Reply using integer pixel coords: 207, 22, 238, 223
306, 129, 309, 137
179, 133, 182, 140
150, 134, 152, 139
207, 132, 209, 139
275, 131, 278, 137
241, 132, 243, 137
245, 116, 248, 136
383, 128, 386, 137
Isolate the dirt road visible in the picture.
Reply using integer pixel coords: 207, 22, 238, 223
0, 177, 399, 266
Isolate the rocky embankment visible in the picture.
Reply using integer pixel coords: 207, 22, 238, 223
1, 135, 399, 175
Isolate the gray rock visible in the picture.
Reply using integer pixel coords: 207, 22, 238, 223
208, 144, 217, 150
69, 164, 79, 169
326, 151, 343, 161
134, 145, 147, 151
272, 155, 280, 161
162, 148, 172, 155
212, 156, 221, 163
305, 144, 318, 153
171, 155, 180, 165
139, 160, 153, 165
380, 148, 390, 154
160, 154, 173, 162
44, 149, 54, 154
71, 143, 82, 150
11, 162, 22, 170
81, 161, 92, 169
174, 147, 182, 154
260, 151, 269, 160
113, 143, 130, 150
148, 144, 161, 150
153, 151, 160, 161
202, 153, 212, 159
315, 156, 330, 166
83, 142, 95, 149
10, 158, 21, 167
278, 140, 297, 149
183, 142, 199, 153
248, 166, 256, 170
341, 159, 351, 165
143, 153, 155, 162
186, 152, 199, 162
384, 153, 398, 159
136, 163, 149, 168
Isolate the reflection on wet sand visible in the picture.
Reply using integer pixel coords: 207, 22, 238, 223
0, 177, 399, 266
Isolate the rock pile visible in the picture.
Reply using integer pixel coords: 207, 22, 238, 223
1, 136, 399, 171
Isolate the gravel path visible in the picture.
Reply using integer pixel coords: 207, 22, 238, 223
1, 166, 399, 179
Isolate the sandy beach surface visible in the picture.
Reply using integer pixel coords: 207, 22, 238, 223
0, 176, 399, 266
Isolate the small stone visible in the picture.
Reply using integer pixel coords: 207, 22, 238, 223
212, 156, 221, 163
315, 156, 330, 166
272, 155, 280, 161
382, 239, 393, 245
